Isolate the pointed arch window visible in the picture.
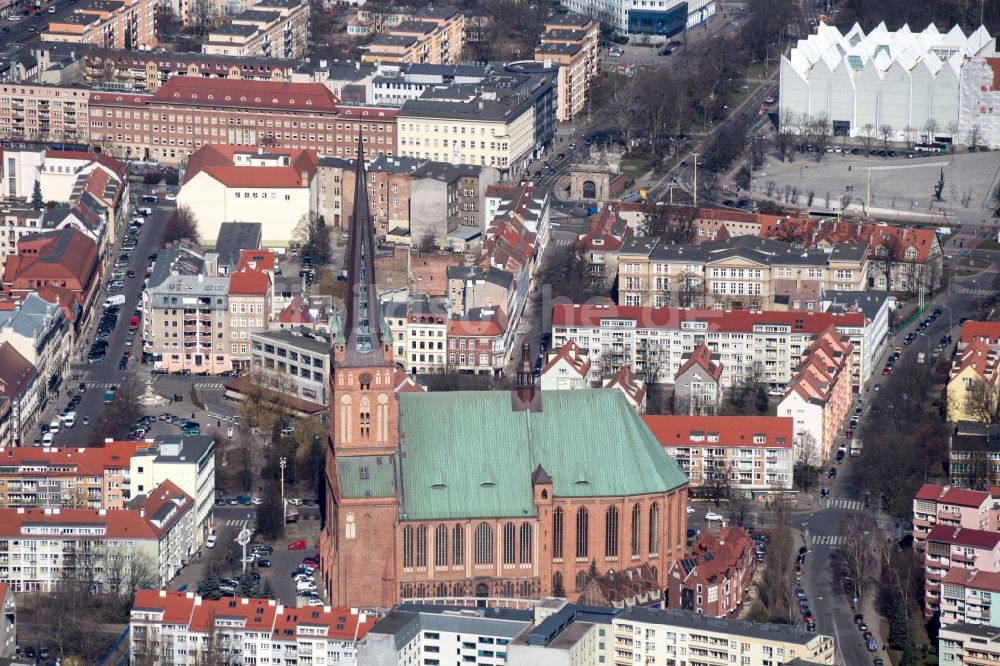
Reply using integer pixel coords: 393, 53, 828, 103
520, 523, 532, 564
605, 506, 619, 558
416, 525, 427, 568
453, 524, 464, 566
553, 508, 564, 560
649, 503, 660, 555
435, 524, 448, 567
630, 504, 641, 556
402, 525, 414, 568
475, 522, 493, 565
576, 508, 589, 559
503, 522, 516, 565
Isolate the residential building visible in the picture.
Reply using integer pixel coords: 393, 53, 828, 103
941, 622, 1000, 666
948, 340, 999, 422
949, 422, 1000, 488
357, 604, 533, 665
381, 295, 449, 374
42, 0, 158, 50
644, 415, 795, 494
560, 0, 714, 36
87, 78, 398, 164
361, 7, 467, 65
960, 320, 1000, 351
0, 480, 195, 592
368, 62, 491, 107
939, 570, 1000, 628
345, 6, 410, 36
540, 340, 592, 390
364, 154, 419, 235
130, 590, 377, 666
926, 526, 1000, 616
534, 13, 601, 121
177, 144, 318, 246
446, 307, 507, 375
142, 243, 231, 374
666, 526, 756, 617
0, 293, 71, 406
321, 147, 689, 609
914, 484, 996, 553
821, 289, 892, 388
227, 264, 271, 368
0, 583, 13, 658
551, 304, 868, 388
0, 341, 39, 448
129, 435, 217, 545
316, 156, 357, 229
488, 182, 551, 249
249, 326, 331, 408
409, 162, 498, 246
445, 264, 514, 318
396, 63, 557, 177
213, 222, 261, 276
616, 235, 869, 311
777, 327, 854, 461
603, 365, 647, 413
203, 0, 310, 59
0, 83, 91, 147
80, 47, 300, 92
0, 441, 139, 510
780, 23, 998, 146
672, 344, 723, 416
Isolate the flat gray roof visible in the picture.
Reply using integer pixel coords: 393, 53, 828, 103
253, 326, 331, 355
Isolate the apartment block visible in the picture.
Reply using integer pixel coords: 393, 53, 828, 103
0, 293, 72, 414
368, 62, 491, 107
130, 590, 377, 665
672, 344, 723, 415
644, 415, 795, 493
87, 78, 397, 164
949, 339, 999, 423
534, 12, 601, 121
949, 422, 1000, 489
227, 264, 271, 368
0, 480, 195, 592
540, 340, 592, 390
203, 0, 310, 59
409, 161, 498, 246
665, 526, 756, 618
362, 7, 467, 65
381, 295, 449, 374
365, 154, 419, 235
939, 569, 1000, 628
249, 326, 331, 409
925, 526, 1000, 617
397, 64, 556, 175
913, 484, 996, 553
551, 304, 868, 388
940, 623, 1000, 666
777, 327, 854, 461
0, 583, 12, 658
447, 307, 507, 375
0, 83, 91, 145
43, 0, 157, 50
616, 235, 869, 311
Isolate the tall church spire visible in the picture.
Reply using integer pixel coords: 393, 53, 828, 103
341, 132, 389, 365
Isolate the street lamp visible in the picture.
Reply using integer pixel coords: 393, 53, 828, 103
939, 303, 953, 333
279, 456, 287, 516
972, 279, 983, 315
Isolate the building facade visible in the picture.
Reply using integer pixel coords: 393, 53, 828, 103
666, 526, 756, 617
913, 484, 996, 553
249, 327, 331, 408
534, 12, 601, 121
925, 525, 1000, 617
559, 0, 715, 35
203, 0, 309, 59
0, 84, 91, 145
42, 0, 157, 50
362, 7, 466, 65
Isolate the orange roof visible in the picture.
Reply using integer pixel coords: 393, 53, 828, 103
237, 249, 276, 273
759, 218, 938, 262
961, 321, 1000, 347
447, 309, 506, 338
674, 344, 723, 382
228, 267, 270, 296
0, 441, 144, 476
182, 144, 318, 189
152, 77, 339, 113
643, 415, 794, 449
541, 339, 591, 377
603, 365, 645, 404
784, 327, 852, 404
276, 296, 314, 324
952, 339, 999, 382
915, 483, 992, 508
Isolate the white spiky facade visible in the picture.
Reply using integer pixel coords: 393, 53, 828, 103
779, 22, 1000, 147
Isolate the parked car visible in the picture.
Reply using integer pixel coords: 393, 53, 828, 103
258, 559, 271, 568
705, 511, 724, 521
206, 534, 217, 548
288, 540, 307, 550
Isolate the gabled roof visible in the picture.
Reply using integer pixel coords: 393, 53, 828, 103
643, 415, 794, 449
961, 321, 1000, 347
3, 229, 98, 287
541, 339, 591, 377
951, 340, 999, 383
276, 296, 315, 324
228, 267, 270, 296
674, 344, 723, 382
152, 77, 339, 113
915, 483, 991, 508
182, 144, 318, 189
927, 525, 1000, 549
603, 365, 645, 406
0, 441, 142, 475
0, 342, 37, 399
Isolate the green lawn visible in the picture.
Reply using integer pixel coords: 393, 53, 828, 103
620, 154, 654, 180
959, 257, 989, 269
977, 238, 1000, 251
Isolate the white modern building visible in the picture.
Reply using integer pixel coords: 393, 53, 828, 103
559, 0, 714, 36
780, 22, 998, 146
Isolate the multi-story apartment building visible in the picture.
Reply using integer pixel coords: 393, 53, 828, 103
382, 296, 449, 375
948, 422, 1000, 488
131, 590, 378, 666
409, 162, 498, 246
0, 441, 139, 510
0, 342, 39, 448
227, 265, 271, 369
948, 340, 999, 423
447, 307, 507, 375
941, 622, 1000, 665
540, 339, 592, 390
616, 235, 869, 311
666, 526, 757, 618
365, 154, 419, 235
445, 265, 514, 318
0, 583, 13, 658
42, 0, 157, 50
0, 480, 195, 592
534, 12, 601, 121
939, 570, 1000, 628
0, 293, 72, 409
913, 484, 996, 553
203, 0, 310, 59
396, 64, 556, 176
368, 62, 491, 107
672, 344, 723, 415
142, 244, 231, 374
249, 326, 331, 408
81, 48, 300, 92
87, 78, 398, 164
960, 321, 1000, 352
925, 526, 1000, 617
0, 83, 91, 144
362, 7, 467, 65
777, 327, 854, 461
551, 304, 868, 388
644, 415, 795, 494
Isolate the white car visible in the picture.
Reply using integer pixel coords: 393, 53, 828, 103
206, 534, 217, 548
686, 506, 696, 514
306, 597, 324, 606
251, 497, 263, 505
289, 498, 303, 506
241, 554, 257, 564
705, 512, 725, 522
165, 193, 177, 201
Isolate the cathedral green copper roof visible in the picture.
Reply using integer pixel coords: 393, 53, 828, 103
338, 455, 397, 499
396, 389, 688, 521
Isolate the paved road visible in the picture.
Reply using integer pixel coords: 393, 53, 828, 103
1, 0, 78, 46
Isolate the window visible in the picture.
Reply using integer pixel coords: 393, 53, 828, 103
649, 503, 659, 554
416, 525, 427, 568
605, 506, 619, 558
435, 524, 448, 567
402, 526, 414, 568
453, 525, 464, 566
503, 522, 516, 565
474, 523, 493, 565
520, 523, 532, 564
631, 504, 641, 556
576, 570, 587, 591
553, 571, 563, 595
553, 507, 563, 559
576, 508, 589, 559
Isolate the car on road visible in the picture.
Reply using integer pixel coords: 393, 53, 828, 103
867, 638, 877, 652
873, 659, 884, 666
705, 511, 724, 522
303, 556, 320, 568
287, 540, 307, 550
858, 622, 869, 632
82, 416, 91, 425
828, 468, 837, 479
686, 506, 695, 513
165, 193, 177, 201
206, 534, 217, 548
258, 559, 271, 567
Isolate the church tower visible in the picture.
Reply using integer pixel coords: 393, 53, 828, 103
321, 134, 400, 608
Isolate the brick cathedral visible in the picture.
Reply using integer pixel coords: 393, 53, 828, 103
319, 138, 690, 609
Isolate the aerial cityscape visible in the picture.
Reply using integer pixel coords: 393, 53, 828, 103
0, 0, 996, 662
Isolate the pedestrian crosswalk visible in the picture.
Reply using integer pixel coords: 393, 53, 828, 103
956, 287, 995, 297
83, 382, 118, 390
194, 382, 226, 391
811, 535, 846, 546
222, 519, 250, 528
824, 498, 865, 510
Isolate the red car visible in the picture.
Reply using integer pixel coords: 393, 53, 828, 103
882, 366, 891, 375
303, 557, 320, 567
287, 540, 306, 550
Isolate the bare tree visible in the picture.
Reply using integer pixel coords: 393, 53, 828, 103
293, 213, 332, 266
417, 230, 438, 253
162, 205, 200, 245
964, 377, 1000, 424
836, 513, 879, 601
966, 124, 982, 149
91, 371, 143, 442
860, 124, 877, 154
810, 114, 832, 161
923, 118, 939, 143
902, 125, 917, 150
878, 123, 894, 155
676, 269, 706, 308
875, 233, 901, 292
794, 431, 822, 490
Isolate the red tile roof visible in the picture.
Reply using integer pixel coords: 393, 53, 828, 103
0, 441, 143, 476
552, 303, 866, 332
603, 365, 645, 405
915, 483, 991, 508
182, 144, 318, 189
541, 339, 591, 377
276, 296, 314, 324
152, 77, 339, 113
228, 267, 270, 296
759, 219, 938, 262
644, 415, 794, 448
3, 229, 99, 290
927, 525, 1000, 550
237, 249, 276, 273
785, 327, 852, 404
674, 344, 723, 382
952, 339, 999, 381
961, 321, 1000, 347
